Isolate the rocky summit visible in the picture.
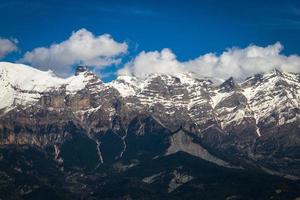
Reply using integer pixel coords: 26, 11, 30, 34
0, 62, 300, 200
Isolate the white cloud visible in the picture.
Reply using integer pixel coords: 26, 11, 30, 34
118, 48, 184, 78
20, 28, 128, 76
118, 42, 300, 80
0, 37, 18, 58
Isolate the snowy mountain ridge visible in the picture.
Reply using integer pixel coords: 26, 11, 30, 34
1, 62, 299, 132
110, 68, 300, 132
0, 62, 104, 111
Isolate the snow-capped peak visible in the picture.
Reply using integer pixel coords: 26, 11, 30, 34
0, 62, 66, 91
0, 62, 103, 111
108, 75, 140, 97
75, 65, 88, 75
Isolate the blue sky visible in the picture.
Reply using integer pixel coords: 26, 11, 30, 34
1, 0, 300, 81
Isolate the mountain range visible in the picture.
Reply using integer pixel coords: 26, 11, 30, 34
0, 62, 300, 200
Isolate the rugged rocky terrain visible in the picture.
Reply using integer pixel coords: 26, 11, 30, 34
0, 62, 300, 199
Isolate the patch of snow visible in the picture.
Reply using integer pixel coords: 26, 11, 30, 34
109, 75, 139, 97
95, 140, 104, 165
256, 127, 261, 137
65, 74, 87, 92
210, 91, 233, 108
54, 144, 63, 163
119, 134, 127, 158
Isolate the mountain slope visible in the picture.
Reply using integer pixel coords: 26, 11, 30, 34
0, 62, 300, 199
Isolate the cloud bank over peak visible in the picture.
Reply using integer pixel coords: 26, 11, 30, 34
118, 42, 300, 80
20, 28, 128, 76
0, 37, 18, 59
118, 48, 185, 78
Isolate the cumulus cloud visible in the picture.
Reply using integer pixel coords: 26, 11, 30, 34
0, 37, 18, 58
118, 48, 184, 78
184, 42, 300, 80
118, 42, 300, 80
20, 28, 128, 76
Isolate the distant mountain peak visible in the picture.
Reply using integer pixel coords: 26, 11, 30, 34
219, 77, 237, 92
241, 73, 263, 87
75, 65, 89, 75
273, 68, 283, 76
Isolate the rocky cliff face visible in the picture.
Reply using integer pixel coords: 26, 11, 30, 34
0, 62, 300, 199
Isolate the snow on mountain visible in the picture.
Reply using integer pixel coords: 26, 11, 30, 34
0, 62, 64, 110
108, 75, 140, 97
0, 62, 103, 112
66, 70, 103, 94
241, 70, 300, 127
1, 61, 299, 131
0, 62, 66, 90
67, 67, 300, 130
